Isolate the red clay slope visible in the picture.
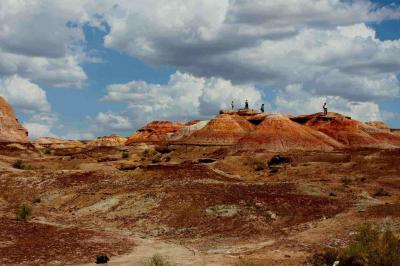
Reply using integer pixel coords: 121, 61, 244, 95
298, 113, 399, 149
239, 114, 343, 151
180, 113, 255, 145
126, 121, 185, 145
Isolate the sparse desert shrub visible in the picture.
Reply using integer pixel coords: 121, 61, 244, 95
155, 146, 172, 154
341, 176, 352, 187
143, 149, 150, 157
122, 151, 129, 159
12, 160, 23, 169
165, 156, 171, 162
310, 223, 400, 266
12, 160, 33, 170
44, 148, 51, 155
141, 254, 176, 266
373, 188, 390, 197
234, 259, 263, 266
16, 204, 32, 221
254, 161, 265, 171
32, 197, 41, 204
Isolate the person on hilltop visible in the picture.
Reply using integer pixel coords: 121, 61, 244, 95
231, 100, 234, 110
245, 99, 249, 109
323, 102, 328, 115
260, 103, 265, 113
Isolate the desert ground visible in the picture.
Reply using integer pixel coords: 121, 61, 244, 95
1, 142, 399, 265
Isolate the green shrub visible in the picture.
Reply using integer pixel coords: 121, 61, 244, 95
310, 223, 400, 266
374, 188, 390, 197
254, 161, 265, 171
12, 160, 33, 170
16, 204, 32, 221
122, 151, 129, 159
44, 149, 51, 155
143, 149, 150, 157
234, 259, 262, 266
12, 160, 23, 169
341, 176, 352, 187
155, 146, 172, 154
141, 254, 176, 266
165, 156, 171, 162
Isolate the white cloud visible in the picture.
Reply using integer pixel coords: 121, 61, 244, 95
0, 0, 95, 88
0, 75, 58, 139
0, 75, 50, 113
98, 1, 400, 104
23, 122, 54, 140
102, 71, 263, 129
94, 112, 133, 131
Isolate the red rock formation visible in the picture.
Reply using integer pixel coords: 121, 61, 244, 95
33, 137, 84, 149
0, 96, 28, 143
239, 114, 342, 151
295, 113, 396, 148
87, 134, 127, 147
126, 121, 185, 145
365, 121, 390, 132
180, 114, 255, 145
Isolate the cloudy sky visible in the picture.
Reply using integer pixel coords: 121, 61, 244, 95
1, 0, 400, 139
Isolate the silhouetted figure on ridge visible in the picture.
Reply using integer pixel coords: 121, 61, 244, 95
245, 99, 249, 109
231, 100, 234, 110
323, 102, 328, 116
261, 104, 264, 113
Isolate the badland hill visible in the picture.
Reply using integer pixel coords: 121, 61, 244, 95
1, 99, 400, 265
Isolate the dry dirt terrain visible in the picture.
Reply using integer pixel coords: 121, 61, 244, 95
1, 143, 399, 265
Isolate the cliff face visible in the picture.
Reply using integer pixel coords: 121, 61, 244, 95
0, 96, 28, 143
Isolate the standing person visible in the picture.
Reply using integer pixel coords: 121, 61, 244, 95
260, 103, 264, 113
245, 99, 249, 109
323, 102, 328, 115
231, 100, 234, 110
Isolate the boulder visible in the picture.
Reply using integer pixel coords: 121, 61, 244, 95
0, 96, 28, 143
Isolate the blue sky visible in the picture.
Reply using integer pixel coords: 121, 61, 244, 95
1, 0, 400, 139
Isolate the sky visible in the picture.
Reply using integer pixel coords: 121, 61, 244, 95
0, 0, 400, 140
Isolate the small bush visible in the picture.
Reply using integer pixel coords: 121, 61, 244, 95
341, 176, 352, 187
234, 259, 263, 266
16, 204, 32, 221
143, 149, 150, 157
12, 160, 23, 169
44, 149, 51, 155
141, 254, 176, 266
254, 161, 265, 171
310, 223, 400, 266
165, 156, 171, 162
12, 160, 33, 170
155, 146, 172, 154
374, 188, 390, 197
122, 151, 129, 159
32, 197, 41, 204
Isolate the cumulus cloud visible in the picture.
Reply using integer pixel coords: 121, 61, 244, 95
99, 1, 400, 104
0, 75, 50, 113
0, 75, 58, 139
94, 112, 133, 131
0, 0, 96, 88
102, 71, 263, 129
